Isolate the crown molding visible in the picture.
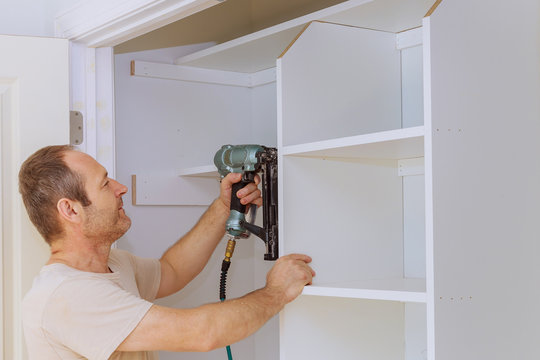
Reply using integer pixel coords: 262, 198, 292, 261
55, 0, 224, 47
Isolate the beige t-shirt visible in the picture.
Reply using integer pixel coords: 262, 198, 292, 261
22, 248, 161, 360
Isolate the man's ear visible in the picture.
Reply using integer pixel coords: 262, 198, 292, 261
57, 198, 83, 224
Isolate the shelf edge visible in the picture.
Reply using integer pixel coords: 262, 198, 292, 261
282, 125, 425, 156
302, 285, 427, 303
178, 165, 219, 178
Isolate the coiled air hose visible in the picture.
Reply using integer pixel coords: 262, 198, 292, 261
219, 237, 236, 360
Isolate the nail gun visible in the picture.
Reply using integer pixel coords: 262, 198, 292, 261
214, 144, 278, 261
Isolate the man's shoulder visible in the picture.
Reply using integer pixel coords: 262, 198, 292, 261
23, 264, 85, 325
110, 247, 132, 261
109, 248, 137, 269
109, 248, 133, 258
109, 248, 159, 270
24, 264, 90, 303
24, 264, 78, 296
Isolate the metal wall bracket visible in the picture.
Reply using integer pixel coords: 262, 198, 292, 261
398, 157, 424, 176
69, 110, 84, 145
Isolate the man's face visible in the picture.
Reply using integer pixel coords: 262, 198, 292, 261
64, 151, 131, 243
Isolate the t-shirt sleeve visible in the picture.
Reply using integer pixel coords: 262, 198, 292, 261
42, 276, 153, 360
127, 252, 161, 301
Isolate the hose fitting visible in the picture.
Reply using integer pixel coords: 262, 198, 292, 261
224, 238, 236, 263
220, 237, 237, 301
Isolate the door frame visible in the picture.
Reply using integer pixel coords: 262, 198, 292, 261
1, 78, 25, 359
61, 0, 225, 178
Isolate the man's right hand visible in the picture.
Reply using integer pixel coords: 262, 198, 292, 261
264, 254, 315, 305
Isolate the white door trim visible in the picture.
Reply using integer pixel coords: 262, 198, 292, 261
70, 44, 117, 178
0, 84, 4, 357
60, 0, 226, 176
0, 79, 24, 359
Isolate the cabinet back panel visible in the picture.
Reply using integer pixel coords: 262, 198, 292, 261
114, 47, 272, 360
280, 21, 402, 146
281, 156, 404, 284
281, 296, 405, 360
251, 82, 278, 147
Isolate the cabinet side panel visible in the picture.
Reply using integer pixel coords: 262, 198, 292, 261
401, 45, 424, 128
429, 1, 540, 359
403, 174, 426, 279
405, 302, 427, 360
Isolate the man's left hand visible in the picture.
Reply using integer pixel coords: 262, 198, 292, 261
219, 173, 263, 211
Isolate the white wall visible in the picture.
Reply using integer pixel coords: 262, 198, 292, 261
114, 45, 277, 360
1, 34, 70, 360
0, 0, 78, 37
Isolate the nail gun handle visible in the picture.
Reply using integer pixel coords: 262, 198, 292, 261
230, 181, 248, 214
230, 172, 256, 214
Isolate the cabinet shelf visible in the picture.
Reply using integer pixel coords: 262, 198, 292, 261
302, 278, 426, 303
178, 165, 219, 178
282, 126, 424, 159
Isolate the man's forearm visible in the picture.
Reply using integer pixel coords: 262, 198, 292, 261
119, 286, 284, 352
192, 287, 284, 351
156, 173, 262, 298
157, 199, 229, 297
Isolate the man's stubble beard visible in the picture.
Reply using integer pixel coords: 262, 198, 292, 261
82, 204, 132, 245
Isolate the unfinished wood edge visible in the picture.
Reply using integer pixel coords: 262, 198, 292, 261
278, 22, 313, 59
131, 174, 137, 205
425, 0, 442, 17
397, 25, 422, 34
279, 20, 396, 60
130, 60, 135, 76
316, 19, 392, 33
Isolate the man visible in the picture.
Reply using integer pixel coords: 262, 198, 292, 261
19, 145, 314, 359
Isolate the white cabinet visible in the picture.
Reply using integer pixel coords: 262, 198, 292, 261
277, 19, 427, 360
118, 0, 540, 359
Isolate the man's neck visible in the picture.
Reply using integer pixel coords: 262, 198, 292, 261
48, 237, 113, 273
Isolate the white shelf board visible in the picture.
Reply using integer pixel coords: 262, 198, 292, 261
178, 165, 219, 178
176, 25, 305, 73
302, 278, 426, 303
321, 0, 434, 33
282, 126, 424, 159
174, 0, 434, 73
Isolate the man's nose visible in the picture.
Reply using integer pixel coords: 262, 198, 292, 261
111, 179, 128, 197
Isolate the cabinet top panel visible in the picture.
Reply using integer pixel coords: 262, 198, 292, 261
175, 0, 436, 73
323, 0, 435, 33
